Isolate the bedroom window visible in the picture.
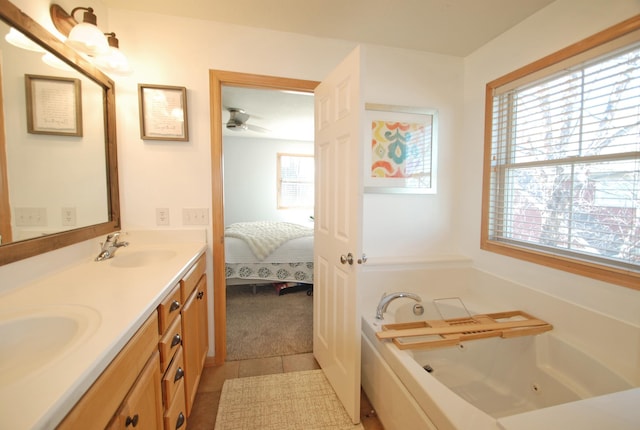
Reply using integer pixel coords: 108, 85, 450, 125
482, 16, 640, 290
277, 153, 314, 209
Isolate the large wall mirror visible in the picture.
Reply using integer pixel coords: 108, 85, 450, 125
0, 0, 120, 265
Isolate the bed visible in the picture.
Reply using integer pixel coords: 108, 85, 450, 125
224, 221, 314, 289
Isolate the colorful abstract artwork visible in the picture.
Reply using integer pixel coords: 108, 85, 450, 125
365, 104, 437, 194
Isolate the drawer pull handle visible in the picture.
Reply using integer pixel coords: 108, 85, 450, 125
171, 334, 182, 347
125, 414, 139, 427
175, 412, 185, 429
169, 300, 180, 312
197, 291, 204, 299
174, 366, 185, 382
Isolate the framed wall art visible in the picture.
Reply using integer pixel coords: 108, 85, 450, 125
364, 103, 438, 194
138, 84, 189, 141
25, 74, 82, 136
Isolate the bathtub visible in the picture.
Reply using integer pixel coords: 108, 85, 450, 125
360, 267, 640, 429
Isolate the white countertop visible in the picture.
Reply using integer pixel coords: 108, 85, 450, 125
0, 231, 207, 430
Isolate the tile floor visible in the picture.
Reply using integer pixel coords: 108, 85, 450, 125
187, 353, 384, 429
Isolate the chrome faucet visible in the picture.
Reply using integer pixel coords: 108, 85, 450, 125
375, 292, 422, 320
95, 232, 129, 261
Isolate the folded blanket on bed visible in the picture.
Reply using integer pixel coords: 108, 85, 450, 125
225, 221, 313, 260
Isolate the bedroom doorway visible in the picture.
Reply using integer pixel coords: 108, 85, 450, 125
209, 70, 319, 364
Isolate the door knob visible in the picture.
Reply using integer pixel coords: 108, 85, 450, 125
340, 253, 354, 265
357, 254, 367, 264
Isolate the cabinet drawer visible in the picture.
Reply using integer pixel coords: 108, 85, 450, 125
180, 253, 206, 302
158, 284, 182, 334
164, 379, 187, 430
162, 346, 186, 407
159, 315, 182, 373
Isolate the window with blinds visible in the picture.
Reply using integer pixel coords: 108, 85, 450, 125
482, 16, 640, 289
277, 153, 314, 209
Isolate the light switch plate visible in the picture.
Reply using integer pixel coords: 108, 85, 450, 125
183, 208, 209, 225
14, 207, 47, 226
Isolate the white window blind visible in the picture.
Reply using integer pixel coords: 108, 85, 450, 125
487, 41, 640, 271
278, 154, 314, 208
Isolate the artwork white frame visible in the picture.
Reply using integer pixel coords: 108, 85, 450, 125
364, 103, 438, 194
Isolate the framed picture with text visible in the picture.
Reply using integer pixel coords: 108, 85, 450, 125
138, 84, 189, 141
25, 74, 82, 136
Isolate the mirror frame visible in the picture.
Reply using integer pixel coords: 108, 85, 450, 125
0, 0, 120, 265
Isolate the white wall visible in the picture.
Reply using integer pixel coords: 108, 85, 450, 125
362, 46, 464, 257
106, 9, 463, 257
104, 9, 353, 233
223, 136, 314, 225
101, 10, 357, 355
106, 10, 467, 354
459, 0, 640, 325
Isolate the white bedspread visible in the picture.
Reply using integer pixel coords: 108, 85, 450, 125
225, 236, 313, 264
224, 221, 313, 261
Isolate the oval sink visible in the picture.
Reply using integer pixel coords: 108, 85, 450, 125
0, 305, 100, 386
110, 249, 177, 268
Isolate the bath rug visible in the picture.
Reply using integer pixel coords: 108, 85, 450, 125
214, 369, 363, 430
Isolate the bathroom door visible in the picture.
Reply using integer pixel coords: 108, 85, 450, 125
313, 45, 363, 424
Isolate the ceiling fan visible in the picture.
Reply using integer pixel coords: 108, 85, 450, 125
225, 107, 269, 133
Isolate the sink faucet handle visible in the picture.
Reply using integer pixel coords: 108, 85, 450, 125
105, 232, 119, 243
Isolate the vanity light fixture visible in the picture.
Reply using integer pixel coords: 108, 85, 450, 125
4, 27, 46, 52
41, 52, 75, 72
50, 4, 132, 76
64, 6, 109, 56
93, 32, 133, 75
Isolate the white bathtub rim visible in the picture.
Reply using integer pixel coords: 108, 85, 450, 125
362, 315, 498, 430
363, 270, 640, 386
363, 313, 639, 430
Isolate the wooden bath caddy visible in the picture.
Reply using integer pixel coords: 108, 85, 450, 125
377, 310, 553, 350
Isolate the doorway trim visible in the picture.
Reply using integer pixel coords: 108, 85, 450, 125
209, 70, 319, 365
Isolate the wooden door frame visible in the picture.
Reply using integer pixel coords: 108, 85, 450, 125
209, 70, 319, 365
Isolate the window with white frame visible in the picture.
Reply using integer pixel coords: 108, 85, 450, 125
482, 17, 640, 290
277, 153, 314, 209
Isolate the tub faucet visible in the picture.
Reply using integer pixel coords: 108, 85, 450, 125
376, 292, 422, 320
95, 232, 129, 261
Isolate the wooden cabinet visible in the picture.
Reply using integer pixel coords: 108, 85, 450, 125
158, 284, 188, 429
106, 352, 163, 430
57, 313, 160, 429
159, 315, 183, 373
158, 284, 182, 335
158, 253, 208, 426
180, 254, 208, 415
56, 253, 207, 430
162, 347, 187, 429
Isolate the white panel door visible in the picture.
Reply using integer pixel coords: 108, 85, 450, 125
313, 46, 363, 424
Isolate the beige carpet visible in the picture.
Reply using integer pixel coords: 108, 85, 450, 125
226, 284, 313, 360
215, 370, 363, 430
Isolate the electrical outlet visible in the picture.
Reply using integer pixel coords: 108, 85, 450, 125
183, 208, 209, 225
61, 207, 76, 226
156, 208, 170, 226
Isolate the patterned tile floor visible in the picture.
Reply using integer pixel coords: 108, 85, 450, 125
187, 353, 384, 429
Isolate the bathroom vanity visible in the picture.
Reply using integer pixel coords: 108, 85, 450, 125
0, 3, 210, 427
0, 231, 208, 430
